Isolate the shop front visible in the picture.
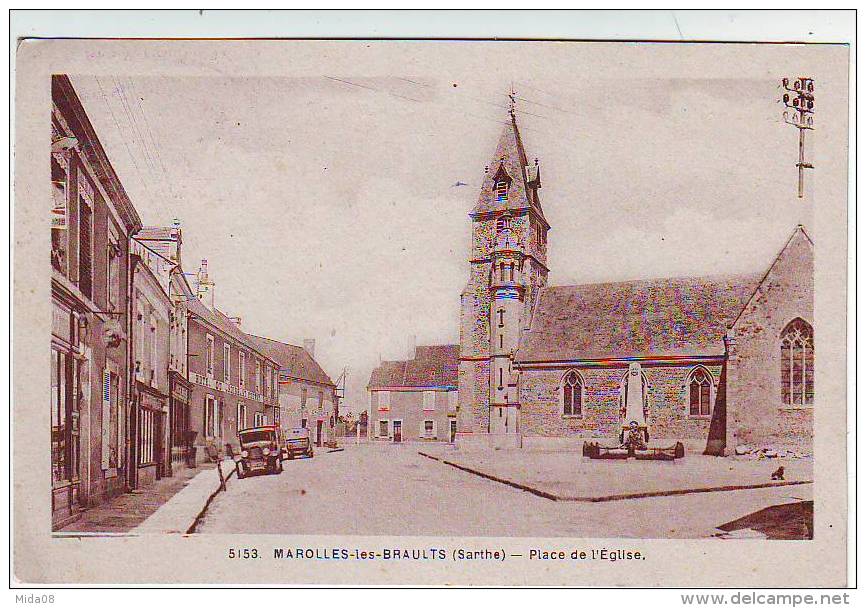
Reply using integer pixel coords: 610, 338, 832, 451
169, 372, 193, 472
51, 297, 84, 529
133, 385, 169, 488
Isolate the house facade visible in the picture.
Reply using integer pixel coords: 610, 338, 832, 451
187, 260, 280, 459
51, 75, 142, 528
247, 336, 339, 447
368, 343, 459, 443
129, 237, 173, 487
133, 225, 194, 471
456, 108, 814, 455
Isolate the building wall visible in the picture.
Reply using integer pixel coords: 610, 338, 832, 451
458, 206, 548, 441
727, 230, 814, 452
131, 264, 172, 487
168, 273, 189, 377
52, 85, 137, 522
518, 363, 724, 449
457, 359, 490, 435
278, 377, 338, 445
187, 318, 279, 457
369, 389, 457, 442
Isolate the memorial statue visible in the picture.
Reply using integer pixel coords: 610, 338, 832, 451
582, 361, 684, 461
618, 363, 650, 454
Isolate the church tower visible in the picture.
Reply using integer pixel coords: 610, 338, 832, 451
457, 98, 550, 448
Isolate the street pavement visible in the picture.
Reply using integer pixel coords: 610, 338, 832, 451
196, 442, 812, 538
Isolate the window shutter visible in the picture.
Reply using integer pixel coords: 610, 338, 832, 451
218, 400, 224, 437
203, 397, 209, 435
101, 369, 111, 470
419, 421, 425, 438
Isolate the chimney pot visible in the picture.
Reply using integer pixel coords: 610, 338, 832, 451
407, 334, 417, 360
303, 339, 316, 359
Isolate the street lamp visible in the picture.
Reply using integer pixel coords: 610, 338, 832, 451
780, 77, 815, 199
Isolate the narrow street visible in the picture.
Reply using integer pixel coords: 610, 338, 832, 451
197, 443, 813, 538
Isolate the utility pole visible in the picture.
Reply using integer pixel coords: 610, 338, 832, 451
781, 77, 815, 199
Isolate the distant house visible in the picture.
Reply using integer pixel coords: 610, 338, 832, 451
368, 342, 459, 443
247, 335, 338, 447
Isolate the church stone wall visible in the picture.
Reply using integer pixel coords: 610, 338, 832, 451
519, 363, 723, 450
460, 264, 491, 357
727, 230, 814, 453
457, 359, 490, 433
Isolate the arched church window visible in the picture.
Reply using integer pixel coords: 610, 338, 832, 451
499, 262, 506, 283
496, 215, 511, 232
781, 318, 814, 406
688, 367, 713, 417
494, 180, 508, 202
562, 370, 583, 417
508, 263, 515, 282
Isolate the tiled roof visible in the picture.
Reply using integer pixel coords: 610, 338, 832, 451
515, 274, 762, 363
246, 334, 335, 387
472, 114, 544, 218
187, 298, 276, 365
368, 344, 459, 389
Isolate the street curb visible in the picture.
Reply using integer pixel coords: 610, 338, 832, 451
185, 460, 238, 534
560, 479, 813, 503
418, 450, 813, 503
419, 451, 559, 500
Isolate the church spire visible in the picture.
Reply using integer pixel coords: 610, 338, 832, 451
471, 90, 543, 218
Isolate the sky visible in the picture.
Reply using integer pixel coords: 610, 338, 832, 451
68, 44, 822, 413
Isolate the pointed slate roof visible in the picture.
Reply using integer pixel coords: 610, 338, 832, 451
515, 225, 813, 364
472, 113, 544, 218
515, 274, 762, 363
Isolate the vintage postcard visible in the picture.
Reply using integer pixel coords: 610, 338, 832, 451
12, 23, 851, 588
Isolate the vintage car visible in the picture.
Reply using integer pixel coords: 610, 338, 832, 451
283, 427, 314, 459
236, 425, 283, 478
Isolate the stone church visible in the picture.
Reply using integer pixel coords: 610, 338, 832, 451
455, 109, 814, 455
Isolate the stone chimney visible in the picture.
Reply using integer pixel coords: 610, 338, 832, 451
196, 259, 215, 309
303, 338, 316, 359
407, 334, 416, 360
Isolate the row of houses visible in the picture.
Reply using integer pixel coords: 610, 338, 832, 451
50, 75, 338, 529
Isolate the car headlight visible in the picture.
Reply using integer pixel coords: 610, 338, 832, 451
241, 450, 249, 458
263, 448, 271, 456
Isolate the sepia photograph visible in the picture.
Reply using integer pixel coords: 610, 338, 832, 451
11, 10, 853, 589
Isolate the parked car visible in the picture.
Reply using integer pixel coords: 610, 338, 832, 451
236, 425, 283, 478
283, 427, 314, 459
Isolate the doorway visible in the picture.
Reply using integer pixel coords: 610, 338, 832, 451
449, 419, 457, 443
392, 420, 402, 443
316, 420, 323, 447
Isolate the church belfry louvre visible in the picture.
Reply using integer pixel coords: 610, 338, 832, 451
455, 101, 814, 456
